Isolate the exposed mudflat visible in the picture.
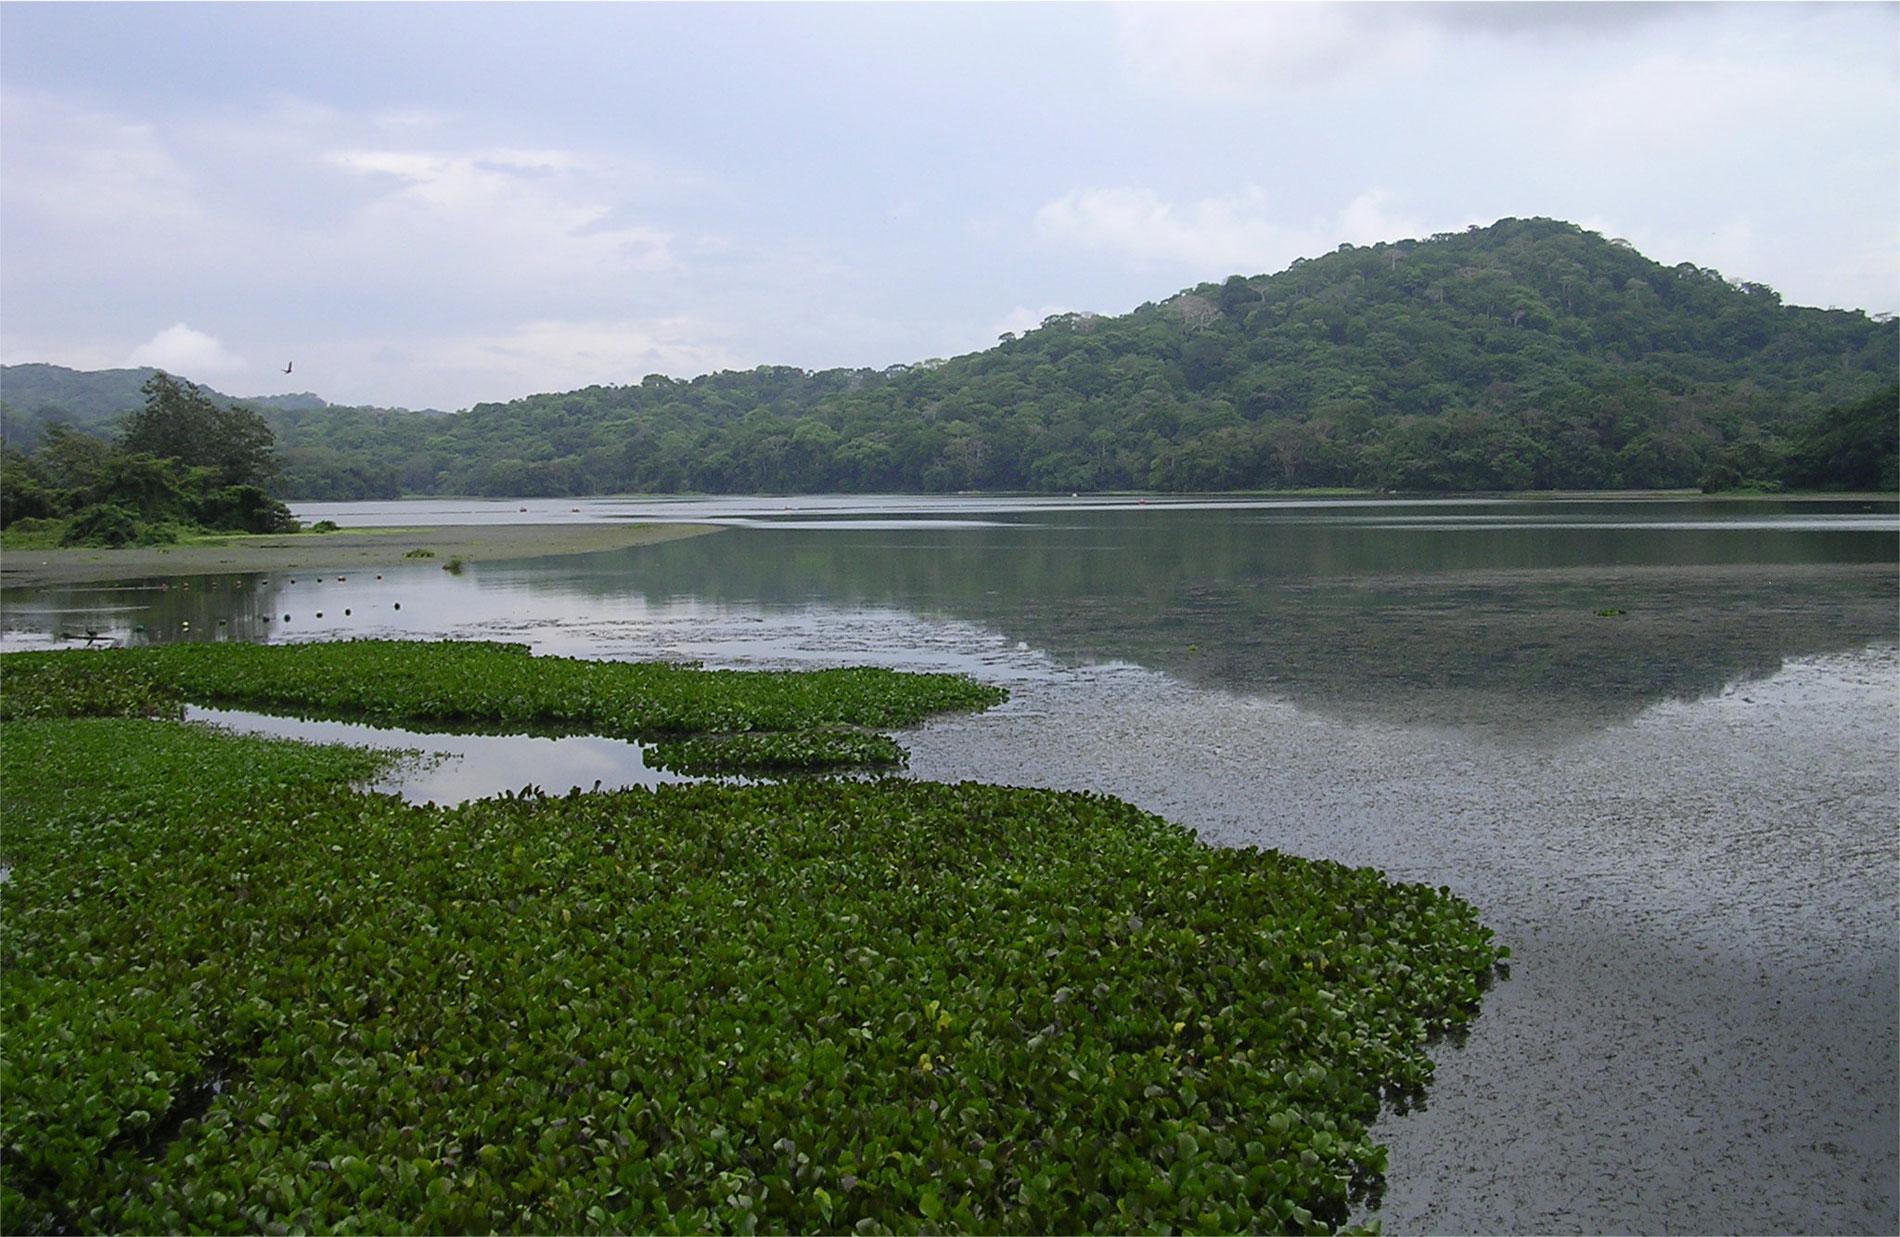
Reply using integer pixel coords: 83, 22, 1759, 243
0, 522, 720, 587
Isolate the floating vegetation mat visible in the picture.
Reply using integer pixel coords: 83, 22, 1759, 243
0, 640, 1008, 773
1, 707, 1504, 1234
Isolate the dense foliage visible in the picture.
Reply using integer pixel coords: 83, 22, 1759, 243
0, 640, 1006, 773
254, 218, 1892, 497
10, 222, 1886, 500
0, 373, 297, 545
3, 704, 1504, 1233
1773, 384, 1899, 492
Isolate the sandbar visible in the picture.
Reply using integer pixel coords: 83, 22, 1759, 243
0, 522, 721, 588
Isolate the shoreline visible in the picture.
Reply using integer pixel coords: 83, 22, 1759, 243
0, 522, 721, 589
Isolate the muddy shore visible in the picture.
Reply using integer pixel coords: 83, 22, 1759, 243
0, 523, 721, 588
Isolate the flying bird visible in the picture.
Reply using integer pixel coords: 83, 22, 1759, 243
283, 361, 293, 374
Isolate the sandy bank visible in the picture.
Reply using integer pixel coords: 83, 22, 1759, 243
0, 523, 721, 588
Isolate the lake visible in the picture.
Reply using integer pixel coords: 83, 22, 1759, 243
3, 493, 1896, 1233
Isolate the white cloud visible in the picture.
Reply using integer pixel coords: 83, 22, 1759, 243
315, 318, 739, 409
1115, 3, 1429, 97
0, 89, 207, 240
1561, 50, 1894, 158
323, 142, 680, 283
446, 318, 732, 387
0, 89, 755, 403
1035, 186, 1437, 276
1113, 2, 1699, 98
127, 323, 247, 376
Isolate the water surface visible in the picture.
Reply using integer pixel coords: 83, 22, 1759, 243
184, 705, 701, 805
4, 494, 1895, 1233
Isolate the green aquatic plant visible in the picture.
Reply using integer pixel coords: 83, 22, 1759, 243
442, 555, 465, 574
0, 714, 1505, 1234
0, 655, 181, 720
0, 641, 1007, 775
402, 547, 436, 558
647, 727, 906, 774
1, 641, 1007, 739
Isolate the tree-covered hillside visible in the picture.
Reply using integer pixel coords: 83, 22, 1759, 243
0, 365, 439, 455
11, 219, 1897, 497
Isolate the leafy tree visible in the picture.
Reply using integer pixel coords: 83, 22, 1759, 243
122, 372, 278, 488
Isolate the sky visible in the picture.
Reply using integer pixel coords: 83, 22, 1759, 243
1, 2, 1895, 411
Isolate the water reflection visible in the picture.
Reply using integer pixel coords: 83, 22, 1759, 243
185, 706, 702, 806
5, 499, 1894, 735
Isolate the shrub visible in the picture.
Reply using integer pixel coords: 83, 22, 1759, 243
60, 503, 172, 548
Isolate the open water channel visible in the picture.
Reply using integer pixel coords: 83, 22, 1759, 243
3, 494, 1895, 1233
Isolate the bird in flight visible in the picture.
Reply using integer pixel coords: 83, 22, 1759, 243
283, 361, 293, 374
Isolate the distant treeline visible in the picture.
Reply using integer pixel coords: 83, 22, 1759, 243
7, 219, 1896, 498
1, 374, 297, 546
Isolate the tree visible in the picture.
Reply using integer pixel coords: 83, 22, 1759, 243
121, 371, 279, 488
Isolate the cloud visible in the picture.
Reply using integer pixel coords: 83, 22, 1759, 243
0, 89, 758, 404
1113, 2, 1702, 97
0, 89, 206, 240
314, 317, 740, 409
127, 323, 247, 376
1035, 186, 1433, 276
323, 142, 680, 282
1560, 47, 1895, 157
1116, 4, 1416, 96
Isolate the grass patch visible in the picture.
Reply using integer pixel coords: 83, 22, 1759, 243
1, 641, 1007, 773
1, 711, 1503, 1233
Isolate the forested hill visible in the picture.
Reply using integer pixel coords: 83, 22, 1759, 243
17, 218, 1900, 497
0, 364, 439, 451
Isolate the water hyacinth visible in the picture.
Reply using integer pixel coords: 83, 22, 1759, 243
647, 728, 908, 775
1, 641, 1006, 773
0, 644, 1506, 1233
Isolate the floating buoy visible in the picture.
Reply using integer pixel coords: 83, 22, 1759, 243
343, 608, 351, 616
315, 612, 323, 618
393, 602, 401, 610
375, 575, 382, 580
217, 619, 227, 626
283, 615, 291, 622
337, 576, 346, 582
181, 621, 190, 629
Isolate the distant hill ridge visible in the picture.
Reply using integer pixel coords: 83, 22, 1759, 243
0, 364, 440, 447
6, 217, 1895, 496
